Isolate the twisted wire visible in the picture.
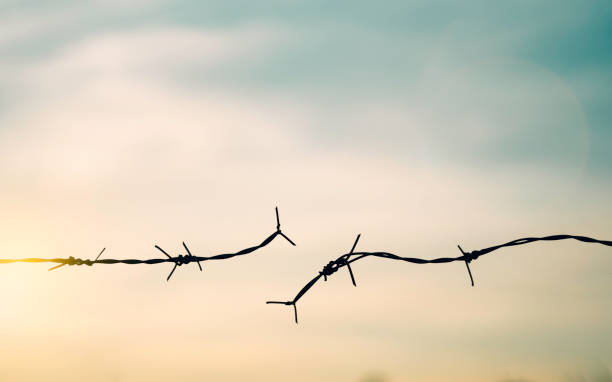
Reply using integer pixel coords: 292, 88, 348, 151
0, 207, 296, 281
267, 234, 612, 324
1, 207, 610, 325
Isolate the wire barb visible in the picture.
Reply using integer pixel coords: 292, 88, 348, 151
48, 247, 106, 271
345, 234, 360, 286
184, 242, 202, 271
158, 242, 205, 281
94, 247, 106, 262
275, 206, 296, 246
457, 245, 475, 287
266, 301, 298, 324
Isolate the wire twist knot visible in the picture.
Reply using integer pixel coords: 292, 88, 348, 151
463, 249, 481, 263
319, 260, 340, 280
172, 254, 195, 266
65, 256, 95, 266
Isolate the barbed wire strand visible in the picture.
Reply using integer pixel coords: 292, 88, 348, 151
267, 234, 612, 324
0, 207, 295, 281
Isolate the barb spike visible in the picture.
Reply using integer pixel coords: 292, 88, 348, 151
167, 263, 178, 281
183, 242, 202, 271
279, 232, 296, 246
458, 245, 475, 287
346, 234, 361, 286
155, 245, 172, 259
275, 206, 280, 231
48, 263, 66, 271
350, 234, 361, 254
346, 262, 356, 286
95, 247, 106, 262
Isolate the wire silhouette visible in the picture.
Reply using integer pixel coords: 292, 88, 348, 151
2, 207, 610, 324
267, 234, 612, 323
0, 207, 295, 281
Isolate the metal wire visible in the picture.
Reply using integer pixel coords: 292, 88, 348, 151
0, 207, 296, 281
267, 234, 612, 324
2, 208, 609, 325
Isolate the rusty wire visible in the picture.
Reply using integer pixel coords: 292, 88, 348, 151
0, 207, 295, 281
267, 234, 612, 323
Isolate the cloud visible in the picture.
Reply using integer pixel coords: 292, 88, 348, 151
8, 24, 287, 93
0, 5, 597, 177
0, 24, 301, 187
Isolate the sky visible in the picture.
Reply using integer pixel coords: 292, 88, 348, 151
0, 1, 611, 381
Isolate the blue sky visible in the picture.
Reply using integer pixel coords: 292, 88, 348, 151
2, 0, 611, 173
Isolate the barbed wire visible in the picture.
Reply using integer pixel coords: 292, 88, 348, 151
0, 207, 295, 281
2, 209, 610, 324
267, 234, 612, 324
